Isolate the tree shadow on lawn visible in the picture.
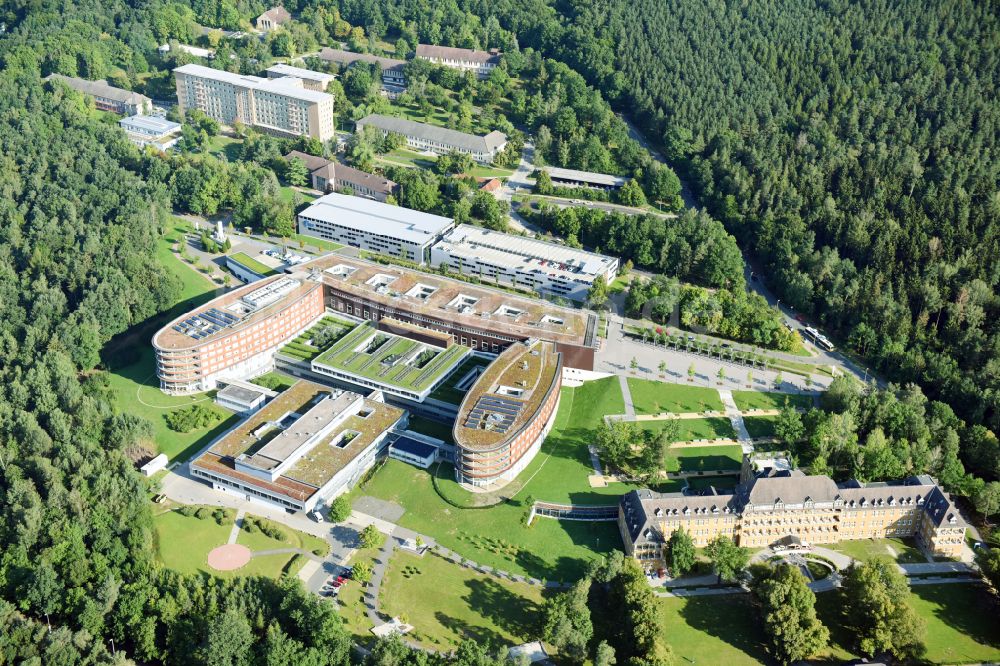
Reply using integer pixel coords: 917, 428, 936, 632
673, 454, 741, 473
912, 584, 1000, 651
434, 611, 506, 647
676, 594, 769, 663
463, 577, 542, 639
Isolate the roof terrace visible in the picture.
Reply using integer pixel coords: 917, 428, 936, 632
454, 340, 561, 452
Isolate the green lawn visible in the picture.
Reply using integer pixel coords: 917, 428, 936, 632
627, 378, 724, 414
659, 585, 1000, 665
428, 355, 493, 405
153, 508, 232, 576
406, 415, 456, 444
291, 233, 343, 253
743, 415, 779, 439
279, 185, 320, 208
349, 377, 632, 580
352, 459, 619, 582
731, 390, 814, 411
107, 347, 239, 462
236, 518, 329, 556
816, 584, 1000, 664
154, 506, 328, 580
380, 550, 547, 650
207, 134, 243, 161
825, 537, 927, 564
250, 371, 297, 392
637, 417, 737, 442
228, 251, 278, 277
665, 445, 744, 473
660, 593, 852, 665
105, 226, 238, 461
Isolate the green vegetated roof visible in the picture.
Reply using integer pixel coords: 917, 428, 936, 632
313, 321, 469, 391
229, 252, 278, 276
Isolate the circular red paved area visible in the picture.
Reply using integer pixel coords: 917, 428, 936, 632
207, 544, 252, 571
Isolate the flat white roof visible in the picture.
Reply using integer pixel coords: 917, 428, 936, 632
543, 166, 627, 187
174, 64, 332, 104
434, 225, 617, 281
299, 192, 454, 246
120, 114, 181, 134
266, 63, 336, 84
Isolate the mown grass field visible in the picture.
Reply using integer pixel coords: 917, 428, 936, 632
731, 390, 814, 411
627, 378, 725, 413
379, 550, 547, 650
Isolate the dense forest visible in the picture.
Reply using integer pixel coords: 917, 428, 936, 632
327, 0, 1000, 509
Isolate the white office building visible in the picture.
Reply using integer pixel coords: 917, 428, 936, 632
119, 114, 182, 151
354, 114, 507, 164
297, 192, 454, 264
174, 64, 335, 141
430, 225, 619, 301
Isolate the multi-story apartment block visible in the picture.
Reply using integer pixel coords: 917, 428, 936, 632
297, 193, 453, 263
265, 64, 336, 91
453, 340, 562, 490
354, 114, 507, 164
415, 44, 501, 79
284, 151, 398, 202
173, 64, 334, 141
620, 453, 967, 570
318, 48, 406, 93
430, 225, 619, 302
46, 74, 152, 115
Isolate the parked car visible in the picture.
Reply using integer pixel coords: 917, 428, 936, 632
310, 510, 324, 523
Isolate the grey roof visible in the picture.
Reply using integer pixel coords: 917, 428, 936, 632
621, 488, 740, 545
284, 150, 331, 172
742, 473, 841, 507
243, 390, 357, 471
174, 64, 332, 103
355, 114, 507, 154
46, 74, 150, 106
218, 383, 267, 405
298, 192, 452, 245
120, 114, 182, 135
265, 64, 336, 85
544, 166, 627, 188
318, 48, 406, 73
434, 225, 617, 281
415, 44, 501, 65
257, 6, 291, 24
314, 161, 397, 196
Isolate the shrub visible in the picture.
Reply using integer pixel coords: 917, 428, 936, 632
178, 505, 197, 517
328, 495, 352, 522
195, 507, 211, 520
164, 404, 222, 433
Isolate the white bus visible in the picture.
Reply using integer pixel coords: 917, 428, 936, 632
803, 326, 835, 352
